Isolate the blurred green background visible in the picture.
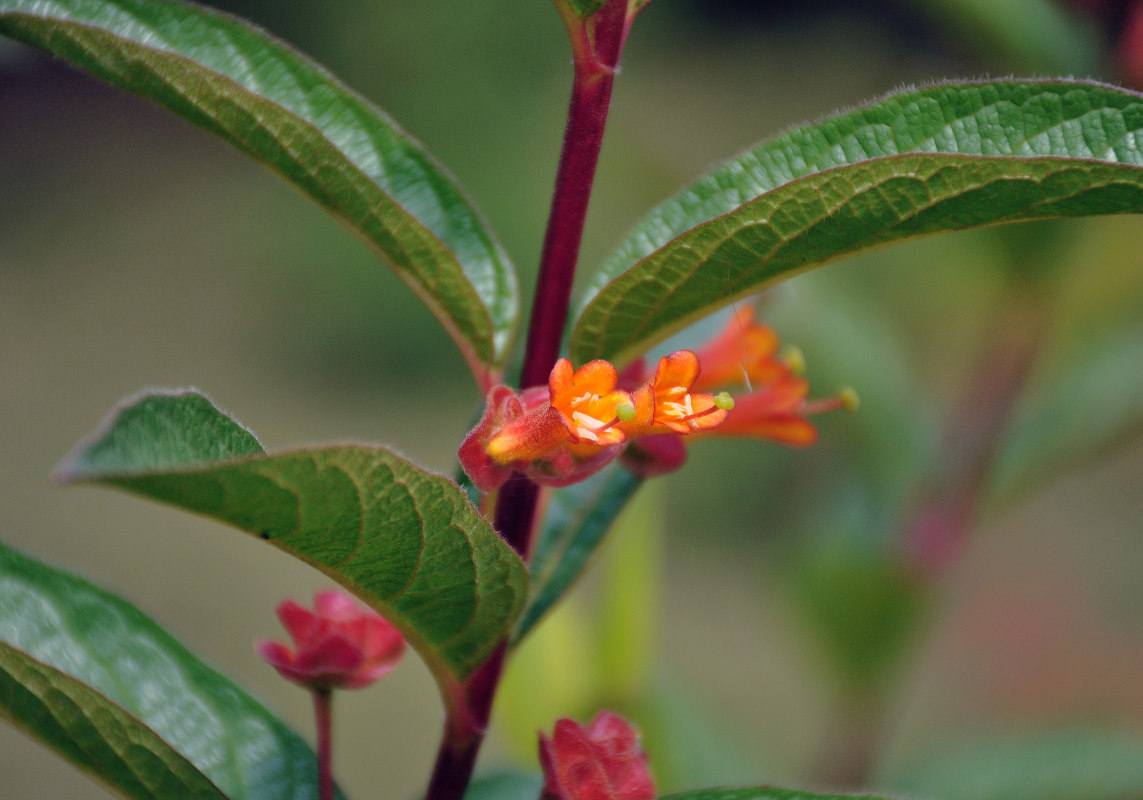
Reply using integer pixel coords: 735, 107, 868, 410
3, 1, 1143, 798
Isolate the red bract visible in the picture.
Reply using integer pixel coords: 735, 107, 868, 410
539, 712, 655, 800
256, 590, 405, 690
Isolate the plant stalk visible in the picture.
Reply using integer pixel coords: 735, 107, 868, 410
313, 688, 334, 800
422, 5, 633, 799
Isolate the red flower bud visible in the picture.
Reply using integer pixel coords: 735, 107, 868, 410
256, 590, 405, 691
539, 712, 655, 800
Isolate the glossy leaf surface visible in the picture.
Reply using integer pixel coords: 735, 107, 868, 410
514, 464, 642, 643
0, 542, 330, 800
0, 643, 228, 800
572, 80, 1143, 367
0, 0, 516, 380
56, 390, 528, 684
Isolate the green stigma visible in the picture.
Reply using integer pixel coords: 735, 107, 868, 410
616, 402, 636, 421
714, 392, 735, 411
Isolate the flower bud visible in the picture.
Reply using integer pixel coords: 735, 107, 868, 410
256, 590, 405, 691
539, 711, 655, 800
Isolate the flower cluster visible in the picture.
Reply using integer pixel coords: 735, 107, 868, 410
256, 590, 406, 691
461, 304, 852, 491
539, 712, 655, 800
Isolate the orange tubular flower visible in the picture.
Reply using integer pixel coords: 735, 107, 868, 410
713, 373, 819, 446
458, 320, 849, 489
691, 302, 789, 392
548, 359, 632, 454
624, 350, 728, 437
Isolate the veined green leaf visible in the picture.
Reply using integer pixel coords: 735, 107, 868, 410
0, 542, 334, 800
0, 0, 517, 380
55, 390, 528, 685
572, 80, 1143, 367
0, 644, 228, 800
514, 464, 642, 643
661, 790, 896, 800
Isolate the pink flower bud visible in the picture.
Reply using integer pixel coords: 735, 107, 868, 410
256, 590, 405, 690
539, 712, 655, 800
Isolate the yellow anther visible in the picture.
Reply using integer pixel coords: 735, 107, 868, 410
839, 386, 860, 412
781, 345, 806, 376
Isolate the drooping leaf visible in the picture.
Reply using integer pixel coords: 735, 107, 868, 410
0, 542, 335, 800
0, 0, 517, 381
880, 729, 1143, 800
988, 316, 1143, 505
660, 790, 896, 800
572, 80, 1143, 367
55, 390, 528, 686
514, 464, 642, 643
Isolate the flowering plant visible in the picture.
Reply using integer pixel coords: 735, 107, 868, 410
2, 1, 1143, 800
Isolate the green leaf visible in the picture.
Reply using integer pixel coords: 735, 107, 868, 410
0, 643, 228, 800
989, 316, 1143, 504
514, 464, 642, 643
880, 729, 1143, 800
786, 542, 924, 691
572, 80, 1143, 367
0, 542, 333, 800
56, 390, 528, 685
906, 0, 1098, 74
0, 0, 516, 379
661, 790, 896, 800
462, 771, 543, 800
557, 0, 607, 18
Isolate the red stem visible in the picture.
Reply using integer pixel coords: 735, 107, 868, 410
520, 0, 630, 388
422, 5, 634, 800
902, 287, 1046, 579
313, 689, 334, 800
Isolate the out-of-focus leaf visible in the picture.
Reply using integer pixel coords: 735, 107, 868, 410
572, 80, 1143, 367
596, 482, 660, 697
463, 771, 543, 800
55, 390, 527, 687
0, 0, 516, 381
558, 0, 607, 17
880, 729, 1143, 800
786, 542, 924, 691
0, 644, 228, 800
0, 543, 334, 800
514, 464, 642, 643
903, 0, 1098, 74
661, 790, 896, 800
989, 317, 1143, 504
638, 675, 766, 792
